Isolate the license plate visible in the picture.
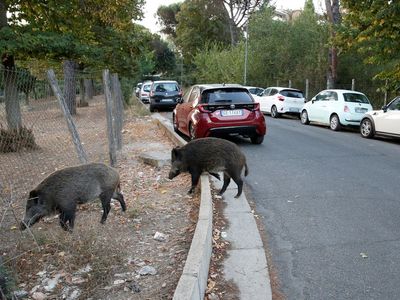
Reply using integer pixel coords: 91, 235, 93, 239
355, 107, 368, 113
289, 108, 299, 112
221, 109, 243, 116
161, 98, 173, 102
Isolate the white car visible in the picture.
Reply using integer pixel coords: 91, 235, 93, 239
257, 87, 305, 118
360, 96, 400, 139
300, 89, 373, 131
139, 82, 152, 103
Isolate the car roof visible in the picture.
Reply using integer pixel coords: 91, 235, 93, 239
193, 83, 247, 92
319, 89, 366, 94
265, 86, 302, 91
243, 86, 263, 89
152, 80, 178, 84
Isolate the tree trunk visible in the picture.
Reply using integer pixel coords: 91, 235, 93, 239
63, 59, 77, 115
3, 55, 22, 130
85, 79, 94, 99
325, 0, 340, 88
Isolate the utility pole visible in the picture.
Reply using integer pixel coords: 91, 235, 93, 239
243, 22, 249, 86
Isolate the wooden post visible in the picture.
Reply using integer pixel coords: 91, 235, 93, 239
102, 69, 117, 167
111, 73, 123, 150
288, 80, 292, 88
305, 79, 309, 101
351, 79, 355, 91
47, 69, 88, 164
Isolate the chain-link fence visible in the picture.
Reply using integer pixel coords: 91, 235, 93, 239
0, 67, 125, 273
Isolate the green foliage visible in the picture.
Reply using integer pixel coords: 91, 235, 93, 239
157, 3, 181, 39
194, 42, 245, 83
340, 0, 400, 87
176, 0, 231, 64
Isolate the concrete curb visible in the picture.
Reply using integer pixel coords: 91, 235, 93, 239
152, 113, 213, 300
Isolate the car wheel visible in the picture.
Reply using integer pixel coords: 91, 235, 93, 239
360, 118, 374, 138
189, 123, 196, 140
271, 105, 280, 118
330, 114, 341, 131
149, 105, 155, 113
250, 135, 264, 144
300, 110, 309, 125
172, 113, 179, 133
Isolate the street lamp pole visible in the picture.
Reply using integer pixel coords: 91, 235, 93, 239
244, 21, 249, 86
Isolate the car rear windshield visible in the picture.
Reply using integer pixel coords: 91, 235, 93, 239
280, 89, 303, 98
153, 83, 179, 92
343, 93, 370, 104
202, 88, 253, 104
143, 84, 151, 92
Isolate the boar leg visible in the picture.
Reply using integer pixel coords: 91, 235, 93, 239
188, 170, 201, 194
231, 173, 244, 198
209, 172, 221, 180
219, 172, 231, 196
113, 191, 126, 212
59, 210, 75, 232
100, 190, 113, 223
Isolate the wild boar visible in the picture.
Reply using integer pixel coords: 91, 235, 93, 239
20, 163, 126, 232
168, 137, 248, 198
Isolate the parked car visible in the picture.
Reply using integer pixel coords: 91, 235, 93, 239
257, 87, 305, 118
149, 80, 182, 112
300, 89, 373, 131
360, 96, 400, 139
244, 86, 264, 96
139, 81, 152, 103
135, 82, 142, 98
172, 84, 267, 144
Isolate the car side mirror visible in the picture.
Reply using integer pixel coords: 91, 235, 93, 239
382, 105, 388, 112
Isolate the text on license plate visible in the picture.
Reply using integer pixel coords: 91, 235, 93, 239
221, 109, 243, 116
161, 98, 173, 102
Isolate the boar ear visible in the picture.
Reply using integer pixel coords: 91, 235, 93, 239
172, 147, 181, 160
28, 190, 39, 204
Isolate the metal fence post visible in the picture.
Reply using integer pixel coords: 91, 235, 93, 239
111, 73, 123, 150
46, 69, 88, 164
305, 79, 309, 101
351, 79, 355, 91
102, 69, 117, 167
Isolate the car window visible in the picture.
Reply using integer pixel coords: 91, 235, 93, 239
343, 92, 370, 104
270, 89, 278, 96
154, 83, 179, 92
187, 87, 199, 103
142, 84, 151, 92
262, 88, 270, 96
280, 90, 303, 98
388, 97, 400, 110
326, 91, 338, 101
201, 88, 253, 104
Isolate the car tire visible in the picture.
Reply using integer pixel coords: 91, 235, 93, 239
251, 135, 264, 144
360, 118, 374, 138
149, 105, 155, 113
172, 113, 179, 133
300, 110, 309, 125
271, 105, 280, 118
189, 123, 196, 140
330, 114, 341, 131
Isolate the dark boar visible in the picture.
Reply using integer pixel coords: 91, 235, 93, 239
168, 137, 248, 198
20, 163, 126, 232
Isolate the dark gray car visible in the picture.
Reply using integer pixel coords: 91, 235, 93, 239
149, 80, 182, 112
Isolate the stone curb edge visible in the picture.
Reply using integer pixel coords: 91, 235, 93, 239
152, 113, 213, 300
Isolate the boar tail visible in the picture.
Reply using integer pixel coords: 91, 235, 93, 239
244, 163, 249, 177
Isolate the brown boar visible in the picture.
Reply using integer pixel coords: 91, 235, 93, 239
168, 137, 248, 198
20, 163, 126, 232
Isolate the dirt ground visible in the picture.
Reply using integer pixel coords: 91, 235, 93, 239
0, 108, 200, 299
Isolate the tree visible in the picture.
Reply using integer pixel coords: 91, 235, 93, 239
175, 0, 231, 64
222, 0, 263, 46
157, 3, 181, 40
325, 0, 341, 88
340, 0, 400, 88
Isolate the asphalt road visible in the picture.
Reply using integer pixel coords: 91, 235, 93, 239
238, 116, 400, 300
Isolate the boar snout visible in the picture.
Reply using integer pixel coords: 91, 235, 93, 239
168, 169, 180, 179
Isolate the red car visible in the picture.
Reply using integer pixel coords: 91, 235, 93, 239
172, 84, 267, 144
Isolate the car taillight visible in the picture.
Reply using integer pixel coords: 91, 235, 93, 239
277, 95, 285, 101
344, 105, 350, 112
197, 104, 210, 113
253, 102, 260, 111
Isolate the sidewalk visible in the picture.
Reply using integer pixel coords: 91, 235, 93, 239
153, 113, 272, 300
